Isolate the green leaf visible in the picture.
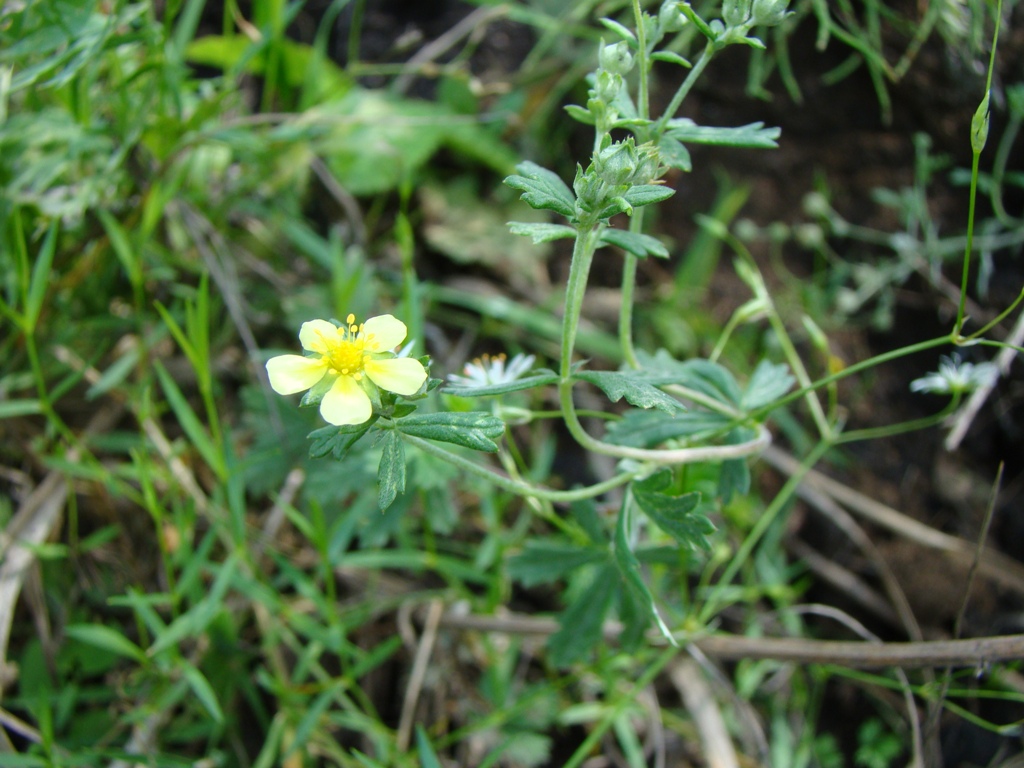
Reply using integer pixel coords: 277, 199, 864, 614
320, 89, 517, 196
507, 221, 577, 244
575, 370, 683, 413
0, 399, 44, 419
598, 17, 637, 42
605, 409, 733, 448
377, 430, 406, 511
395, 411, 505, 452
416, 726, 444, 768
154, 361, 225, 479
635, 350, 743, 405
64, 624, 146, 664
564, 103, 595, 125
25, 221, 58, 331
741, 359, 794, 410
632, 471, 713, 552
307, 419, 377, 460
548, 565, 618, 667
570, 499, 608, 545
622, 184, 675, 208
650, 51, 691, 67
507, 541, 609, 586
182, 665, 225, 723
443, 370, 559, 398
504, 161, 577, 219
599, 229, 669, 258
656, 136, 692, 172
665, 118, 780, 148
614, 499, 674, 642
718, 428, 753, 502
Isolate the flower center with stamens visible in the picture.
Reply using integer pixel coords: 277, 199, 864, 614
320, 315, 370, 379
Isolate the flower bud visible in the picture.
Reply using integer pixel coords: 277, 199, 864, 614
573, 163, 604, 210
658, 1, 687, 33
599, 41, 634, 76
751, 0, 790, 26
593, 69, 623, 105
722, 0, 751, 27
801, 191, 830, 219
595, 140, 640, 186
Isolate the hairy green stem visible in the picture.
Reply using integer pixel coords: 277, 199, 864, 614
652, 41, 715, 135
747, 335, 951, 422
834, 398, 961, 444
560, 226, 603, 378
557, 379, 772, 463
402, 434, 634, 503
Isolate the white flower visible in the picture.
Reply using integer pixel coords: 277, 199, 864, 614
909, 354, 998, 395
447, 353, 536, 389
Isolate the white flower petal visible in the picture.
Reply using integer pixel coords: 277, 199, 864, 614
319, 375, 372, 425
266, 355, 328, 394
362, 314, 407, 351
365, 356, 427, 395
299, 319, 342, 354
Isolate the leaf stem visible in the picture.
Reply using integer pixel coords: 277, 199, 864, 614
401, 434, 634, 503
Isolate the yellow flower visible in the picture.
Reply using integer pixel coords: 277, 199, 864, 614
266, 314, 427, 426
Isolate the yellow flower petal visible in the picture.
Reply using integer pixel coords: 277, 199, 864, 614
299, 319, 342, 355
362, 314, 407, 352
365, 356, 427, 396
319, 375, 372, 426
266, 355, 328, 394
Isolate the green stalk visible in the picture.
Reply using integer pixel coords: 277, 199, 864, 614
954, 0, 1002, 338
559, 226, 603, 378
651, 41, 715, 135
402, 434, 634, 503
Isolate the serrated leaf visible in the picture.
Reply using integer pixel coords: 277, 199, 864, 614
504, 161, 576, 219
600, 229, 669, 258
443, 370, 559, 398
575, 370, 683, 413
378, 431, 406, 510
605, 408, 733, 448
665, 118, 780, 148
632, 471, 713, 552
548, 565, 618, 667
396, 411, 505, 452
657, 136, 692, 172
508, 221, 577, 244
507, 540, 609, 586
622, 184, 675, 207
307, 419, 377, 459
570, 499, 608, 545
635, 350, 743, 406
740, 359, 794, 410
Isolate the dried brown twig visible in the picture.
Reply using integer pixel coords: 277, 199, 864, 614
429, 611, 1024, 669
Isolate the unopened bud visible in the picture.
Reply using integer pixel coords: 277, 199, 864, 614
658, 1, 687, 32
722, 0, 751, 27
595, 140, 640, 186
751, 0, 790, 26
599, 41, 634, 76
